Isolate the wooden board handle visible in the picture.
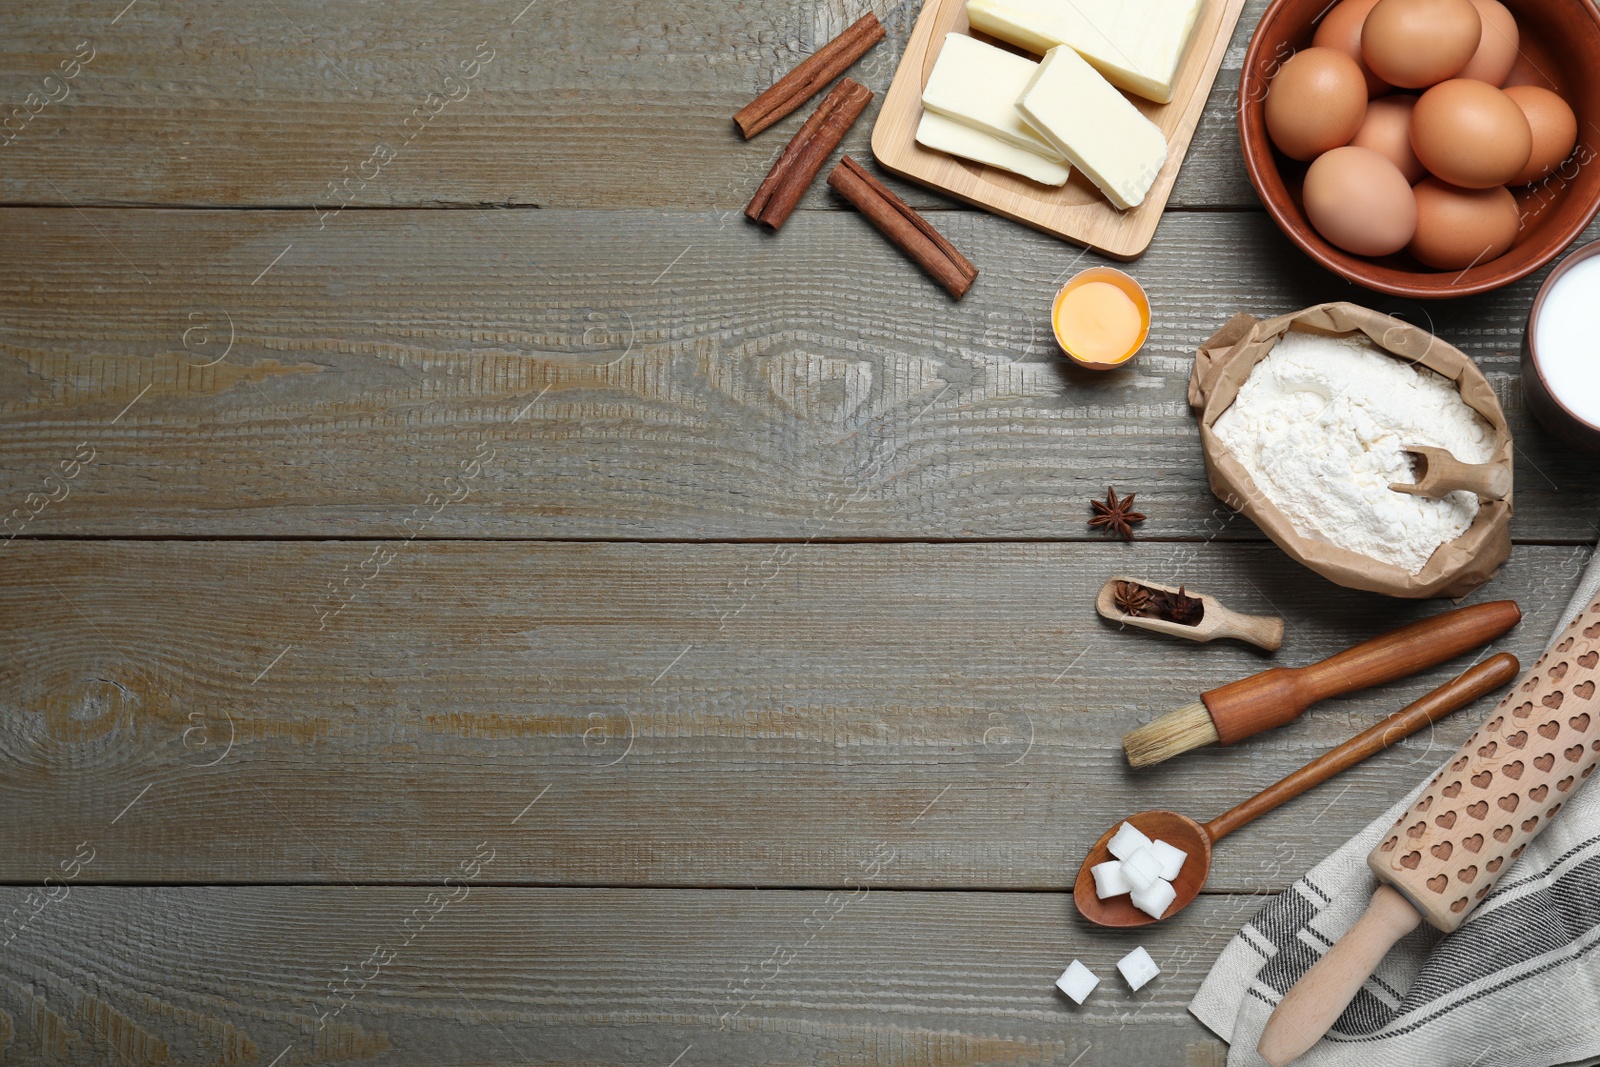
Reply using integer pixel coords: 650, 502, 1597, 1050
1203, 654, 1520, 841
1204, 601, 1522, 746
1369, 598, 1600, 932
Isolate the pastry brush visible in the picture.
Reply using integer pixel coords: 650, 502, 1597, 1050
1258, 597, 1600, 1065
1123, 601, 1522, 767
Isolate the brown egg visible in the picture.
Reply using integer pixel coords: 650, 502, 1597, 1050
1312, 0, 1391, 96
1409, 178, 1519, 269
1411, 79, 1531, 188
1458, 0, 1518, 85
1352, 95, 1426, 183
1304, 146, 1418, 256
1362, 0, 1481, 89
1265, 47, 1369, 161
1504, 85, 1579, 185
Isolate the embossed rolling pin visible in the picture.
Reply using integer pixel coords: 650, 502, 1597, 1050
1259, 601, 1600, 1066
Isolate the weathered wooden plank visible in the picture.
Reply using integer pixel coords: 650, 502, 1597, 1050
2, 539, 1584, 888
0, 885, 1247, 1066
2, 208, 1595, 540
0, 0, 1262, 211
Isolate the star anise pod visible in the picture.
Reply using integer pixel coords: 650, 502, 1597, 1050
1089, 486, 1145, 540
1112, 580, 1152, 617
1149, 585, 1205, 626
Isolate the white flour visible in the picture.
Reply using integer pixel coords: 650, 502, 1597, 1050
1212, 329, 1496, 574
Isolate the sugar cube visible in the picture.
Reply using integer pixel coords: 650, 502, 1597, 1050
1120, 845, 1163, 893
1091, 859, 1132, 899
1117, 946, 1161, 991
1106, 821, 1153, 861
1130, 877, 1176, 920
1055, 959, 1100, 1004
1150, 838, 1189, 881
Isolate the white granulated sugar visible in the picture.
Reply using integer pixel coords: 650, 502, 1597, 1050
1107, 821, 1153, 861
1211, 330, 1495, 574
1056, 959, 1100, 1004
1149, 838, 1188, 881
1120, 846, 1163, 893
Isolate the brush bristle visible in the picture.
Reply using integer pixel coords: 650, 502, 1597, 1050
1123, 701, 1220, 767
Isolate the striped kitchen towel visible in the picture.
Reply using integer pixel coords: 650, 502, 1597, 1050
1192, 545, 1600, 1067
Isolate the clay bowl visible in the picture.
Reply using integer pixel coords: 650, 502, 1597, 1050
1523, 238, 1600, 451
1239, 0, 1600, 298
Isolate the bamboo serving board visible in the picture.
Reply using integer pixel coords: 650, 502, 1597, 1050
870, 0, 1247, 259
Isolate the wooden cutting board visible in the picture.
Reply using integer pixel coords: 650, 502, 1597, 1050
870, 0, 1248, 259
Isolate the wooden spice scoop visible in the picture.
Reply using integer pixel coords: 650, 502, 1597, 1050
1389, 444, 1512, 501
1076, 654, 1520, 928
1259, 599, 1600, 1065
1096, 576, 1285, 652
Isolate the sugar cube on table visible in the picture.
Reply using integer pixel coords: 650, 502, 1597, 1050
1118, 946, 1161, 991
1055, 959, 1100, 1004
1120, 845, 1163, 893
1150, 838, 1189, 881
1090, 859, 1131, 899
1130, 877, 1176, 920
1106, 821, 1153, 861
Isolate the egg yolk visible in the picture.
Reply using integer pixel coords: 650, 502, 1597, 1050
1055, 281, 1143, 365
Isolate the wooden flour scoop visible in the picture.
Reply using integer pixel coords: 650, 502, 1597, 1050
1389, 445, 1511, 501
1260, 600, 1600, 1065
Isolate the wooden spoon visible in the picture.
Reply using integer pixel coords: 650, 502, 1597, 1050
1388, 445, 1511, 501
1096, 577, 1285, 652
1073, 653, 1519, 927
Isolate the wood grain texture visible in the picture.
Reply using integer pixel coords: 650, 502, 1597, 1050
2, 207, 1596, 540
0, 885, 1249, 1066
2, 538, 1581, 888
871, 0, 1246, 257
0, 0, 1265, 211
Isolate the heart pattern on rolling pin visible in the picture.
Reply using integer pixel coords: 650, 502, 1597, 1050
1369, 602, 1600, 932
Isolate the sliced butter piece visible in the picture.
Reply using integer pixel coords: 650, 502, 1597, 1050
920, 33, 1065, 160
915, 111, 1071, 186
1018, 45, 1168, 209
967, 0, 1203, 104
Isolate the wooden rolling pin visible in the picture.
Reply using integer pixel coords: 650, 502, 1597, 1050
1259, 598, 1600, 1065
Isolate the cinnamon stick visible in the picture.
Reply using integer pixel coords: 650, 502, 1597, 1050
827, 155, 978, 299
746, 78, 873, 231
733, 13, 885, 139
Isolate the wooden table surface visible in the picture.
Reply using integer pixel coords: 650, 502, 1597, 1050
3, 2, 1598, 1064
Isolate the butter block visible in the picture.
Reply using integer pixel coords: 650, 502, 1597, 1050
920, 33, 1065, 159
915, 111, 1071, 186
1018, 45, 1169, 209
966, 0, 1204, 104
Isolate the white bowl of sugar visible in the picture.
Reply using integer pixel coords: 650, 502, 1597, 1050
1525, 240, 1600, 452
